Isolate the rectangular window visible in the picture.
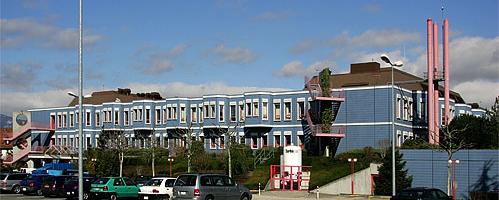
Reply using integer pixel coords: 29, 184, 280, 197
86, 111, 91, 126
274, 135, 280, 147
297, 101, 305, 119
230, 105, 236, 122
70, 113, 74, 127
396, 95, 401, 119
284, 102, 291, 120
253, 100, 259, 116
133, 109, 138, 121
246, 102, 252, 116
62, 114, 67, 127
220, 137, 225, 149
172, 106, 177, 119
145, 108, 151, 124
114, 110, 119, 125
210, 105, 215, 118
239, 135, 244, 144
199, 106, 204, 122
138, 108, 143, 121
274, 103, 281, 121
251, 136, 258, 149
262, 101, 268, 120
420, 98, 425, 119
86, 137, 91, 148
155, 109, 161, 124
285, 135, 291, 146
167, 106, 172, 119
95, 112, 100, 126
408, 99, 413, 121
163, 108, 167, 123
210, 137, 217, 149
180, 106, 186, 123
219, 105, 224, 122
191, 107, 197, 123
239, 104, 245, 122
57, 114, 61, 128
204, 105, 209, 118
124, 110, 129, 126
262, 136, 268, 147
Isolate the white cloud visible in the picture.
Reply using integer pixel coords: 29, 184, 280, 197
330, 30, 420, 48
289, 39, 318, 55
135, 44, 189, 75
0, 18, 103, 50
206, 44, 257, 65
453, 80, 499, 108
274, 60, 335, 78
0, 82, 290, 115
0, 62, 42, 91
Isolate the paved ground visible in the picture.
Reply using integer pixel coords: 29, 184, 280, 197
0, 193, 66, 200
252, 191, 391, 200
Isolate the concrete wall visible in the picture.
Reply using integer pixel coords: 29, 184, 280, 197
401, 149, 499, 200
320, 163, 380, 195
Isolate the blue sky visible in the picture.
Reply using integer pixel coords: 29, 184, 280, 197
1, 0, 498, 115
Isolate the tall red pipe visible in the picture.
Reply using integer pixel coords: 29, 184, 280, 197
443, 19, 450, 126
433, 22, 440, 143
427, 19, 435, 144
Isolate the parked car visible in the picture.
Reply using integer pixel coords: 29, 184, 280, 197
391, 187, 452, 200
172, 173, 252, 200
138, 177, 176, 200
41, 175, 75, 197
20, 174, 53, 195
134, 175, 153, 187
0, 173, 29, 193
90, 177, 140, 200
64, 176, 95, 200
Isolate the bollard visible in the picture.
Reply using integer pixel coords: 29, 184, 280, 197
258, 182, 261, 196
316, 186, 319, 199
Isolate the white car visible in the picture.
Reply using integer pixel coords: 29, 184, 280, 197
138, 177, 176, 200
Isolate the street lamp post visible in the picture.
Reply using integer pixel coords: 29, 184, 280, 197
347, 158, 357, 195
168, 157, 174, 177
448, 159, 460, 200
380, 54, 403, 197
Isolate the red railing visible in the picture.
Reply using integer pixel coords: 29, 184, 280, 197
269, 164, 312, 191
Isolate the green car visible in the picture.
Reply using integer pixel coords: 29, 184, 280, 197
90, 177, 139, 200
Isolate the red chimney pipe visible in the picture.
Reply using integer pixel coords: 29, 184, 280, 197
443, 19, 450, 126
433, 22, 440, 143
427, 18, 435, 144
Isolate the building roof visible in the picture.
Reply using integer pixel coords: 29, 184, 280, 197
68, 88, 163, 106
307, 62, 465, 103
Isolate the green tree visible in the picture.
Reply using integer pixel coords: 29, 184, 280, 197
374, 148, 412, 195
319, 68, 332, 97
446, 115, 498, 149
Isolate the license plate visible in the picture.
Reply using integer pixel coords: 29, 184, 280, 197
180, 191, 187, 195
143, 196, 149, 200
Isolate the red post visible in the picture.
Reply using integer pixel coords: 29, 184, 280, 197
348, 158, 357, 195
169, 158, 173, 177
351, 161, 354, 194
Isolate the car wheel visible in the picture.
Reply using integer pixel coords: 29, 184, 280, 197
36, 189, 43, 196
205, 195, 214, 200
164, 194, 170, 200
12, 185, 21, 194
109, 193, 117, 200
240, 194, 249, 200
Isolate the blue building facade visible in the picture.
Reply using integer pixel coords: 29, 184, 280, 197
2, 62, 487, 166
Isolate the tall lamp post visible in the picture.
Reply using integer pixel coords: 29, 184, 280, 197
77, 0, 84, 200
347, 158, 357, 195
168, 157, 174, 177
380, 54, 403, 197
448, 159, 460, 200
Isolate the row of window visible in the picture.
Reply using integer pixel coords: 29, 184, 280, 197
53, 132, 305, 150
52, 100, 308, 128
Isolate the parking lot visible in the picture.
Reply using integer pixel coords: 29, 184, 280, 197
0, 193, 65, 200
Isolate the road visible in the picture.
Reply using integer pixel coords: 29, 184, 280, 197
0, 193, 66, 200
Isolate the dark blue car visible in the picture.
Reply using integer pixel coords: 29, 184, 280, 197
19, 174, 52, 195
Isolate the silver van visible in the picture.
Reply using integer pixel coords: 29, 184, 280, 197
0, 173, 29, 193
172, 174, 252, 200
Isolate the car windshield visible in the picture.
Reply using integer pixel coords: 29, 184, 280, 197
174, 175, 196, 186
92, 178, 110, 184
145, 179, 162, 186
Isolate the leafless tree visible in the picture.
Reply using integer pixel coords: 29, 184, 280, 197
98, 126, 129, 177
